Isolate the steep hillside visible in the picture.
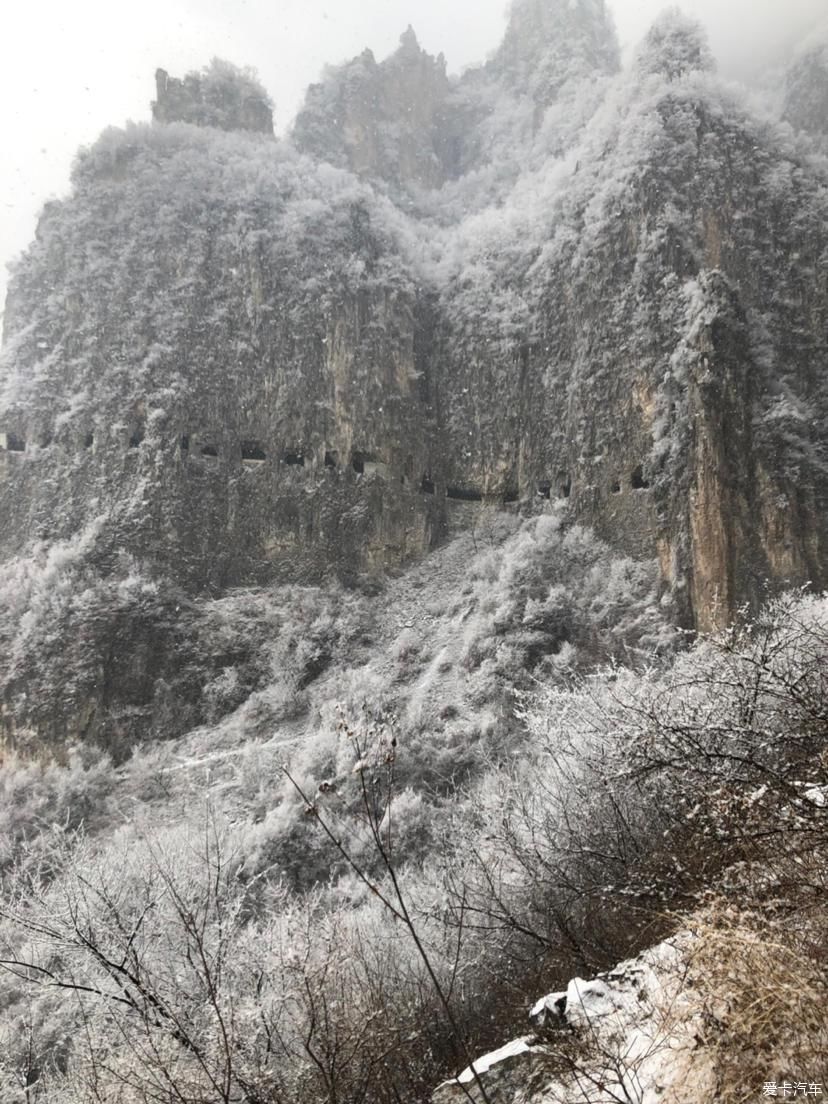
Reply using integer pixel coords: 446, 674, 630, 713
0, 508, 671, 760
784, 24, 828, 143
0, 6, 826, 1096
0, 124, 436, 592
0, 591, 824, 1102
431, 13, 828, 631
2, 6, 825, 659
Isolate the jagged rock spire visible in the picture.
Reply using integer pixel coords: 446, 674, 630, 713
292, 26, 450, 188
493, 0, 620, 105
398, 25, 420, 53
151, 59, 273, 134
784, 28, 828, 138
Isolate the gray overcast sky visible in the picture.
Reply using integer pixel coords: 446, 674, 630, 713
1, 0, 825, 314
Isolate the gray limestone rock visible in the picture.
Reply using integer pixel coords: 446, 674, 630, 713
1, 6, 826, 750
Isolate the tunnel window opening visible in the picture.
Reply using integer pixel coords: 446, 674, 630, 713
201, 444, 219, 459
631, 465, 650, 490
447, 486, 483, 502
242, 441, 267, 464
559, 477, 572, 499
84, 433, 95, 450
324, 450, 338, 469
352, 450, 378, 474
421, 475, 435, 495
611, 480, 621, 495
180, 435, 190, 453
283, 451, 305, 467
4, 433, 26, 453
538, 483, 551, 500
129, 428, 145, 449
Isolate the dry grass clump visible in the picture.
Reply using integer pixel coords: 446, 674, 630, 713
684, 895, 828, 1102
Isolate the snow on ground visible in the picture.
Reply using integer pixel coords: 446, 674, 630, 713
435, 933, 716, 1104
457, 1038, 537, 1083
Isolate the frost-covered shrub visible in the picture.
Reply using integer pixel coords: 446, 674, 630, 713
273, 516, 672, 852
0, 814, 475, 1104
444, 591, 828, 979
0, 539, 213, 757
0, 526, 378, 761
0, 747, 117, 880
0, 594, 823, 1104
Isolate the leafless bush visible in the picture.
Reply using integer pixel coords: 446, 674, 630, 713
0, 593, 823, 1103
0, 803, 478, 1104
441, 592, 828, 990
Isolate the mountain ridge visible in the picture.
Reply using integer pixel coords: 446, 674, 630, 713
0, 7, 826, 1100
0, 2, 826, 746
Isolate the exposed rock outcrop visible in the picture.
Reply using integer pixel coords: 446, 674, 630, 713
783, 30, 828, 141
492, 0, 619, 106
433, 937, 711, 1104
294, 28, 453, 188
152, 59, 274, 134
1, 6, 826, 748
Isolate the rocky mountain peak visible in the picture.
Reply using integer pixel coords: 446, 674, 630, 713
783, 28, 828, 140
292, 26, 450, 187
493, 0, 620, 105
151, 58, 274, 134
397, 24, 422, 56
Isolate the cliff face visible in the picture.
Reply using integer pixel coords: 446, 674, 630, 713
0, 6, 826, 745
431, 14, 827, 629
784, 32, 828, 142
0, 126, 440, 590
152, 60, 274, 134
293, 28, 453, 188
492, 0, 619, 105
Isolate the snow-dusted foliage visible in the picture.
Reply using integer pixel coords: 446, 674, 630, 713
446, 591, 828, 977
0, 525, 379, 757
634, 9, 715, 80
0, 4, 827, 1100
1, 122, 412, 424
494, 0, 619, 104
0, 592, 824, 1103
0, 513, 672, 875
